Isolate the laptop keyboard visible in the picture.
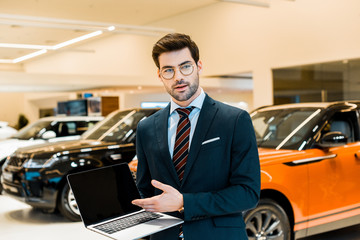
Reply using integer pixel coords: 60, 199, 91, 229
93, 211, 162, 234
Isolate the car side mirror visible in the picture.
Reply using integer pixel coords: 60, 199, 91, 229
42, 130, 57, 139
316, 131, 348, 148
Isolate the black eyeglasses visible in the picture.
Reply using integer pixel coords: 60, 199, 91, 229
160, 62, 195, 80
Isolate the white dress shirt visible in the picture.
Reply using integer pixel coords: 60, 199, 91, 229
168, 88, 206, 158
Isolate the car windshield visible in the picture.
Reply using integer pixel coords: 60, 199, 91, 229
251, 107, 322, 150
12, 121, 52, 140
82, 110, 149, 143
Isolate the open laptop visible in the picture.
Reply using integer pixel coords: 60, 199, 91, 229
67, 163, 183, 240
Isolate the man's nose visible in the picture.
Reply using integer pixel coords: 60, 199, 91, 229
173, 68, 183, 82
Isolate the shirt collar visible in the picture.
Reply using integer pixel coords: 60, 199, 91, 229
170, 88, 205, 114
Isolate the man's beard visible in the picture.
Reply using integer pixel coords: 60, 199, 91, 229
168, 76, 199, 102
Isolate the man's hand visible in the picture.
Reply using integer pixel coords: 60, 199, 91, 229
132, 180, 183, 212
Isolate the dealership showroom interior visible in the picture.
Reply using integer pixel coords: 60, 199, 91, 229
1, 0, 360, 239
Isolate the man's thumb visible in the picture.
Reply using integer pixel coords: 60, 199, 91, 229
151, 180, 170, 192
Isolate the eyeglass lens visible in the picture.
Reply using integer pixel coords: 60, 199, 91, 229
161, 63, 194, 80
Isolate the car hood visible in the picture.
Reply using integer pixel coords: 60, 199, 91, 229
14, 139, 129, 157
258, 147, 318, 166
0, 138, 45, 160
0, 127, 17, 140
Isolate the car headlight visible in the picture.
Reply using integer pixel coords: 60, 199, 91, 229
2, 156, 10, 171
23, 155, 69, 169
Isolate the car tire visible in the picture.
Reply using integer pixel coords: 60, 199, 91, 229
0, 158, 4, 194
0, 169, 3, 194
244, 198, 291, 240
58, 182, 81, 221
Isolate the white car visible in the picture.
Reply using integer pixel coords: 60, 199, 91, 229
0, 121, 17, 140
0, 116, 104, 162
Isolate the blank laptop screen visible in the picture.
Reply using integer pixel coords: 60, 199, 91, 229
68, 164, 142, 226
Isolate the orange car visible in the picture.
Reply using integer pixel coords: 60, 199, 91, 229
129, 101, 360, 239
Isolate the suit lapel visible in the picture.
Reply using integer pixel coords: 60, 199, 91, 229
154, 105, 181, 186
181, 95, 218, 185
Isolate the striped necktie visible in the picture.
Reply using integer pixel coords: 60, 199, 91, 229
173, 107, 194, 181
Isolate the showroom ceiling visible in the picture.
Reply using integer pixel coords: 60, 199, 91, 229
0, 0, 293, 92
0, 0, 286, 64
0, 0, 220, 62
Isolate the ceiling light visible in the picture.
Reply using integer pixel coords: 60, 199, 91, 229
0, 59, 13, 63
221, 0, 269, 8
0, 43, 52, 50
52, 30, 103, 50
13, 49, 47, 63
107, 26, 115, 31
0, 30, 103, 63
0, 14, 175, 64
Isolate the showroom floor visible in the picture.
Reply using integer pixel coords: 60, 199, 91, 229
0, 194, 107, 240
1, 194, 359, 240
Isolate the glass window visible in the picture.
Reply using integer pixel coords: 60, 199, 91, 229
273, 58, 360, 104
320, 111, 358, 143
251, 108, 322, 150
74, 121, 98, 135
59, 122, 76, 135
12, 121, 52, 140
83, 110, 149, 143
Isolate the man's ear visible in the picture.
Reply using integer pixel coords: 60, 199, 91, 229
197, 60, 203, 74
157, 68, 162, 80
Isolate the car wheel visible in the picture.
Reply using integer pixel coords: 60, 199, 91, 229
0, 158, 5, 194
58, 182, 81, 221
244, 198, 291, 240
0, 169, 3, 194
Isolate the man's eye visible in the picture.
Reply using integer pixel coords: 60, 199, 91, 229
181, 64, 192, 70
163, 68, 174, 73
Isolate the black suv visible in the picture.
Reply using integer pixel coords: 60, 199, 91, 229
1, 108, 159, 221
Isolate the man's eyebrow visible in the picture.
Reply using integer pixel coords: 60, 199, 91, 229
161, 61, 193, 69
179, 61, 192, 66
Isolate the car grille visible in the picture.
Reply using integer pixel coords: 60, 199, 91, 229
131, 170, 137, 181
7, 155, 29, 167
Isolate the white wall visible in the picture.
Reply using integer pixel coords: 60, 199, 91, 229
0, 92, 79, 125
0, 93, 25, 127
206, 90, 254, 112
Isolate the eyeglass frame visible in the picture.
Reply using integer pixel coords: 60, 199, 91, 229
159, 61, 197, 80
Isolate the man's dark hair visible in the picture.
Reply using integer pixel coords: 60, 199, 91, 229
152, 33, 200, 69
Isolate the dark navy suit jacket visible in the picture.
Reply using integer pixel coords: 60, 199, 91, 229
136, 95, 260, 240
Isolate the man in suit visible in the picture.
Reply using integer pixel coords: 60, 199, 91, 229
132, 33, 260, 240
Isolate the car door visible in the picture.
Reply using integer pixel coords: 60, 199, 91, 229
307, 110, 360, 234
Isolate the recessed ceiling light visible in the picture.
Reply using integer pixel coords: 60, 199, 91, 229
107, 26, 115, 31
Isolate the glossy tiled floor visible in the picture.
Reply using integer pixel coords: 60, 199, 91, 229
1, 194, 359, 240
0, 194, 108, 240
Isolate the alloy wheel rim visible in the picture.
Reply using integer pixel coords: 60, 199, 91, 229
246, 209, 284, 240
67, 189, 80, 215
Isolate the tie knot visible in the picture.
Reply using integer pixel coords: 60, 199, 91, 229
176, 107, 194, 118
